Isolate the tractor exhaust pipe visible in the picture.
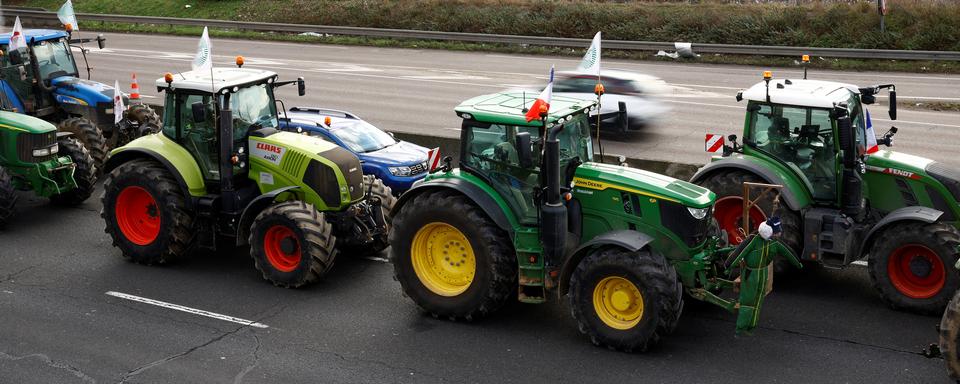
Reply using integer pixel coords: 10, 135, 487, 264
541, 121, 567, 270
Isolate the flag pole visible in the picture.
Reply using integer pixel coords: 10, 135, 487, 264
595, 73, 604, 164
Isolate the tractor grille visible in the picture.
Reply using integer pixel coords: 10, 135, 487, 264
304, 146, 364, 208
16, 132, 58, 163
410, 162, 427, 175
660, 200, 712, 248
927, 162, 960, 204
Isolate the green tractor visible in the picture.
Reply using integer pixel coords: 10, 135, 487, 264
100, 62, 395, 287
389, 91, 801, 351
0, 110, 96, 227
692, 71, 960, 314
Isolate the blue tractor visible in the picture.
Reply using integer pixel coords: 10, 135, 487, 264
279, 107, 430, 194
0, 28, 160, 169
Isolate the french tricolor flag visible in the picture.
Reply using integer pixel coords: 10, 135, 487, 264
865, 109, 879, 154
525, 65, 555, 122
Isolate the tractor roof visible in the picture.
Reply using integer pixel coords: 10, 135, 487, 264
155, 67, 277, 93
0, 29, 68, 44
741, 78, 860, 109
455, 92, 596, 127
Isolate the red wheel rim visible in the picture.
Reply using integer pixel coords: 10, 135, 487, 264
713, 196, 766, 245
887, 244, 946, 299
115, 186, 161, 246
263, 225, 301, 273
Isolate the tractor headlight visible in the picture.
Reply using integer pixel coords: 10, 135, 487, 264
33, 144, 57, 157
389, 166, 412, 177
686, 206, 709, 220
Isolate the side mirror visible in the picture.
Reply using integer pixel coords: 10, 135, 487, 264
191, 101, 207, 123
96, 34, 106, 49
297, 77, 306, 96
8, 49, 23, 66
516, 131, 533, 169
888, 89, 897, 120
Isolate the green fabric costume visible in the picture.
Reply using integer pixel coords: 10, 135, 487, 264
729, 234, 801, 334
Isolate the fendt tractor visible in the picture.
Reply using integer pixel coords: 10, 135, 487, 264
100, 58, 394, 287
0, 103, 96, 227
693, 70, 960, 314
0, 28, 160, 168
389, 91, 802, 351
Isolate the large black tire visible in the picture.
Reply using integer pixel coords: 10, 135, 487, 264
940, 290, 960, 381
569, 247, 683, 352
49, 137, 96, 206
696, 170, 802, 274
341, 175, 397, 256
101, 159, 195, 264
0, 167, 16, 228
390, 190, 517, 321
58, 118, 108, 174
249, 201, 337, 288
868, 222, 960, 314
116, 104, 162, 147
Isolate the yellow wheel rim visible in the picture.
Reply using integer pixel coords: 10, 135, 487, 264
592, 276, 644, 330
410, 222, 476, 297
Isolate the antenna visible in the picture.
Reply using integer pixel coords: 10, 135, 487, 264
521, 91, 528, 113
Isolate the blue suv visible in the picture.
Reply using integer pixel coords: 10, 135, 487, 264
279, 107, 429, 194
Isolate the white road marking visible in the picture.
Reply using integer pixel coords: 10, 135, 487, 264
363, 256, 390, 263
873, 117, 960, 129
662, 99, 741, 109
105, 291, 269, 328
851, 260, 868, 267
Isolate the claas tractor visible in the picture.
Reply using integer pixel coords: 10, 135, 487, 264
0, 28, 160, 169
100, 61, 394, 288
0, 109, 96, 227
692, 70, 960, 314
389, 91, 801, 351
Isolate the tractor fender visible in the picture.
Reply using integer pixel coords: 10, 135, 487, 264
236, 186, 301, 246
690, 158, 805, 211
55, 131, 73, 138
393, 178, 514, 235
859, 206, 944, 256
103, 148, 196, 209
558, 230, 655, 295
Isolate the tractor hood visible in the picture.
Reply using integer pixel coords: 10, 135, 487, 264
865, 149, 934, 176
574, 162, 715, 208
0, 110, 57, 134
51, 76, 116, 107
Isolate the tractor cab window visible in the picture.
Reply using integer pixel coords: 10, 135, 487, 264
178, 94, 220, 181
848, 95, 867, 155
747, 102, 837, 202
223, 83, 278, 141
31, 38, 78, 81
461, 114, 592, 224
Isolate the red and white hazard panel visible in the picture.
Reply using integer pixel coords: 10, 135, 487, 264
705, 134, 724, 153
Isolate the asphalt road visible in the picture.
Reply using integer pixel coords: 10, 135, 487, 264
76, 31, 960, 168
0, 184, 954, 383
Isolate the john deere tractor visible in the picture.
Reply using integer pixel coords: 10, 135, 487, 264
390, 91, 801, 351
100, 61, 394, 287
0, 109, 96, 227
1, 28, 160, 169
692, 71, 960, 314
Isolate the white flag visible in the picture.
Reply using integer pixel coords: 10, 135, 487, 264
8, 17, 25, 52
57, 0, 79, 31
192, 27, 213, 72
113, 80, 125, 125
577, 32, 601, 76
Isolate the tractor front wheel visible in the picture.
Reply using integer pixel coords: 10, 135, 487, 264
117, 104, 162, 146
101, 159, 195, 264
390, 190, 516, 320
58, 118, 107, 174
340, 175, 396, 256
869, 222, 960, 314
0, 166, 16, 228
49, 137, 96, 206
249, 201, 337, 288
570, 247, 683, 352
940, 290, 960, 380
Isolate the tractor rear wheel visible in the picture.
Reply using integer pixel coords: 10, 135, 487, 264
58, 118, 107, 174
0, 166, 16, 228
49, 137, 96, 206
869, 222, 960, 314
249, 201, 337, 288
390, 190, 517, 320
697, 170, 802, 274
117, 104, 161, 146
101, 159, 195, 264
940, 290, 960, 380
570, 247, 682, 352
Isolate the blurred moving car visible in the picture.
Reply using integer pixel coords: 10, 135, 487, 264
279, 107, 429, 194
552, 70, 671, 133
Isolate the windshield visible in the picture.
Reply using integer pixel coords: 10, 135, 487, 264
222, 83, 278, 137
32, 38, 78, 80
330, 121, 397, 153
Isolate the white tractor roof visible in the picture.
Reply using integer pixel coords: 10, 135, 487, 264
155, 67, 277, 93
740, 78, 860, 109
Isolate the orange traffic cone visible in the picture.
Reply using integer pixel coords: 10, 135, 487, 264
129, 73, 141, 103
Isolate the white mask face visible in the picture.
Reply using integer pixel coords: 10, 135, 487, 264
758, 222, 773, 240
